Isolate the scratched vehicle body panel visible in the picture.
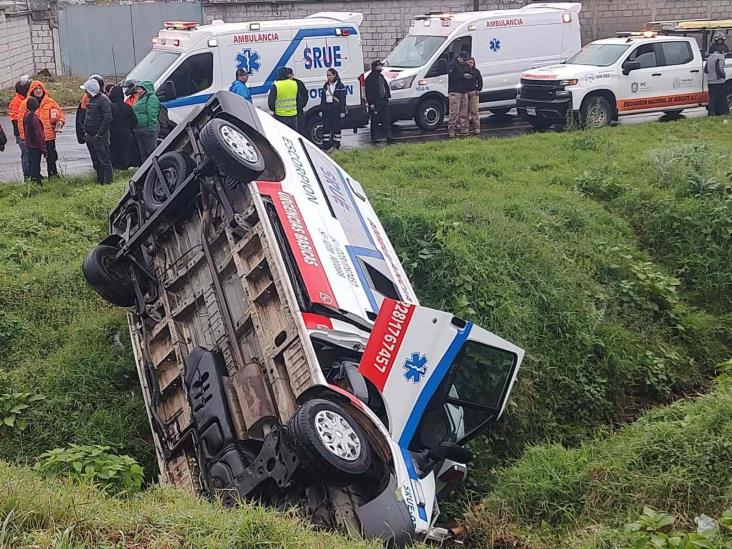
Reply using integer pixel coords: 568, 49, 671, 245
83, 91, 523, 546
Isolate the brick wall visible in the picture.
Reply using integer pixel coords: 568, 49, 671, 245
203, 0, 732, 63
0, 10, 35, 88
31, 19, 57, 72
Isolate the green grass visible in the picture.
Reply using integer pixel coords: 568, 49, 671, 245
0, 75, 86, 111
0, 460, 377, 548
0, 116, 729, 545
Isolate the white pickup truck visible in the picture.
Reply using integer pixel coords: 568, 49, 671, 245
517, 33, 732, 129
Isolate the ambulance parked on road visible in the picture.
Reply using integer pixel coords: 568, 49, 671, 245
379, 3, 582, 131
124, 13, 369, 144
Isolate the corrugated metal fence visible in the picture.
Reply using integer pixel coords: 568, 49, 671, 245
58, 2, 202, 77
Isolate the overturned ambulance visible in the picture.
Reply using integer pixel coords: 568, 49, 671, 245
82, 92, 523, 546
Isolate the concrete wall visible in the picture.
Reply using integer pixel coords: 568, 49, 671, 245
0, 8, 58, 88
203, 0, 732, 62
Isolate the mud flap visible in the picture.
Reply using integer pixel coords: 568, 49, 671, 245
356, 475, 415, 548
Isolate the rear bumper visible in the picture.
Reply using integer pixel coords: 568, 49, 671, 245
516, 96, 573, 123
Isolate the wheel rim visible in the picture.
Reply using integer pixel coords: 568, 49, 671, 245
423, 105, 439, 126
314, 410, 361, 461
311, 120, 324, 146
220, 124, 259, 164
587, 103, 608, 128
100, 250, 130, 284
152, 167, 177, 202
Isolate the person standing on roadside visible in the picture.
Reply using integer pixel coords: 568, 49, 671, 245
8, 75, 31, 178
132, 81, 160, 160
467, 57, 483, 137
288, 68, 309, 136
81, 78, 113, 184
269, 67, 299, 131
109, 85, 138, 171
76, 74, 104, 145
320, 68, 347, 151
18, 80, 64, 178
365, 60, 393, 144
229, 69, 252, 102
22, 97, 47, 183
448, 53, 472, 138
709, 33, 729, 55
706, 45, 729, 116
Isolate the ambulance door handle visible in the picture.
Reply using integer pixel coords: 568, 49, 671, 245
690, 69, 700, 73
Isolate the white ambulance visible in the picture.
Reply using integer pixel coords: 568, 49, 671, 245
124, 12, 369, 144
379, 3, 582, 130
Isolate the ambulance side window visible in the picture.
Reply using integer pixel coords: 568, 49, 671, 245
167, 52, 214, 98
426, 36, 472, 77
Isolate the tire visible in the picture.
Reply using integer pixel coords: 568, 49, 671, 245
82, 244, 136, 307
580, 96, 613, 129
142, 151, 193, 213
726, 87, 732, 112
200, 118, 265, 183
303, 112, 324, 147
415, 98, 445, 131
289, 399, 371, 481
490, 108, 511, 117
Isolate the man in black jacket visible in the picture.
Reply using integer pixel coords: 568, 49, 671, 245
365, 60, 394, 144
287, 67, 310, 137
448, 53, 472, 138
81, 78, 113, 184
109, 85, 138, 170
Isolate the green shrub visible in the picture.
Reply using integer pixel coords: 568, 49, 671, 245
35, 444, 144, 495
0, 393, 43, 435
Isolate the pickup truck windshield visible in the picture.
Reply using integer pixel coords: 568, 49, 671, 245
126, 49, 181, 85
567, 43, 630, 66
385, 35, 446, 68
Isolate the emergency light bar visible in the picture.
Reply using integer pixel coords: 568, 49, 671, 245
163, 21, 199, 30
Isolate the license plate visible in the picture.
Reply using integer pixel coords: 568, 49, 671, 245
526, 107, 536, 116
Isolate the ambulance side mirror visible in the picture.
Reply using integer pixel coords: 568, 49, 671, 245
622, 60, 641, 75
159, 80, 178, 101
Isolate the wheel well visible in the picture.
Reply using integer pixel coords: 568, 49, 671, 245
418, 92, 448, 110
581, 90, 618, 119
215, 113, 286, 182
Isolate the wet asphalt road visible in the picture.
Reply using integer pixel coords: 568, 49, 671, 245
0, 106, 708, 183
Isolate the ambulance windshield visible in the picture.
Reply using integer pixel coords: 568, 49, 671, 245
126, 50, 181, 86
385, 35, 446, 68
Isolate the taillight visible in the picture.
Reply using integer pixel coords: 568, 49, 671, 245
358, 73, 366, 106
439, 464, 466, 484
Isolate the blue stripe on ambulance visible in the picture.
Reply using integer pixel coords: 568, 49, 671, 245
396, 322, 474, 524
162, 26, 358, 108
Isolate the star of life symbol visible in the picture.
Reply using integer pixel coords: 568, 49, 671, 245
489, 38, 501, 52
236, 49, 261, 73
403, 352, 428, 384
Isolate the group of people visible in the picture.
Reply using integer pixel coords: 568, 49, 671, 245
75, 76, 160, 184
5, 73, 160, 184
447, 54, 483, 138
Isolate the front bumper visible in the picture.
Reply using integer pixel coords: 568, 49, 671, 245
516, 96, 573, 123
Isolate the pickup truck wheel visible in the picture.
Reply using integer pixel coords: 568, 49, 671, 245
580, 96, 612, 129
200, 118, 265, 182
142, 151, 193, 213
82, 244, 136, 307
289, 399, 371, 482
415, 98, 444, 131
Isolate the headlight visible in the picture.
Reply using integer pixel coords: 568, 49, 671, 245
556, 90, 571, 97
560, 79, 578, 87
389, 76, 415, 90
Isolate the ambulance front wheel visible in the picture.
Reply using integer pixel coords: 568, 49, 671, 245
200, 118, 266, 182
415, 98, 445, 131
289, 399, 372, 483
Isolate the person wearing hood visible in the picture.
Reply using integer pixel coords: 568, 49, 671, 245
23, 96, 47, 183
81, 78, 113, 184
18, 80, 64, 178
268, 67, 299, 131
109, 85, 138, 170
122, 80, 139, 107
365, 60, 393, 144
76, 74, 104, 145
319, 68, 347, 151
709, 33, 729, 55
8, 75, 31, 178
132, 81, 160, 160
229, 69, 252, 102
705, 44, 729, 116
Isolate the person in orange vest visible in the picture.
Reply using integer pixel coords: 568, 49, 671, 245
122, 80, 139, 107
18, 80, 65, 178
8, 75, 31, 178
75, 74, 105, 145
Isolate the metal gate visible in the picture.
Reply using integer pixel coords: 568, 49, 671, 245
58, 2, 203, 77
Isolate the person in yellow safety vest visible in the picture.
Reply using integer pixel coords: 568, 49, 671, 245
268, 67, 299, 131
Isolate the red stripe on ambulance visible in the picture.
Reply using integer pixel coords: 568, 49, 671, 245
358, 299, 415, 392
257, 182, 339, 309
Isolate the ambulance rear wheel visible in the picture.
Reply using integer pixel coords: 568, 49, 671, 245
200, 118, 265, 182
415, 98, 444, 131
289, 399, 371, 483
82, 244, 136, 308
303, 113, 324, 147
